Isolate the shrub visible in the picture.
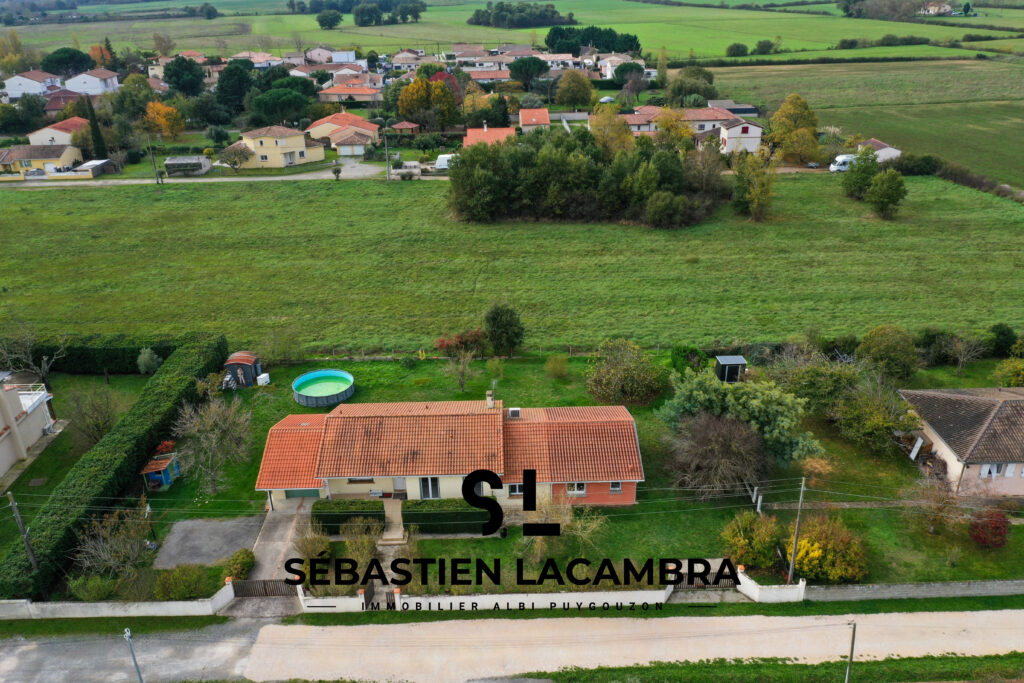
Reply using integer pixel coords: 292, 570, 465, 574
154, 565, 211, 600
857, 324, 918, 380
993, 357, 1024, 387
311, 499, 385, 534
667, 412, 768, 499
434, 329, 487, 355
68, 574, 119, 602
0, 333, 228, 599
645, 190, 685, 229
659, 368, 821, 464
137, 347, 164, 375
988, 323, 1018, 358
545, 354, 569, 379
222, 548, 255, 580
841, 147, 879, 200
937, 161, 998, 193
485, 303, 525, 358
831, 380, 920, 455
402, 498, 493, 534
1012, 339, 1024, 358
767, 357, 861, 414
669, 344, 708, 375
586, 338, 665, 405
885, 152, 941, 176
722, 510, 781, 569
786, 514, 867, 583
725, 42, 748, 57
915, 327, 956, 366
969, 508, 1010, 549
399, 356, 418, 369
865, 169, 907, 218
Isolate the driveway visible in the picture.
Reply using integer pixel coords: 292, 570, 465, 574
249, 497, 311, 580
2, 609, 1024, 682
154, 516, 264, 569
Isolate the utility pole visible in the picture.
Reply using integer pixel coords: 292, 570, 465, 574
124, 628, 144, 683
786, 477, 805, 585
383, 128, 391, 181
147, 135, 160, 185
844, 621, 857, 683
7, 492, 37, 572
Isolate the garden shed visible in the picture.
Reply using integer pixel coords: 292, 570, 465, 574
223, 351, 263, 389
714, 355, 747, 383
141, 453, 180, 491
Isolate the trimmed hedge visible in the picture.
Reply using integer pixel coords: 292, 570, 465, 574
26, 334, 181, 375
0, 332, 228, 599
402, 497, 493, 534
311, 498, 385, 534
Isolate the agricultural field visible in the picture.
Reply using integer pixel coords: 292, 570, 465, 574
2, 174, 1024, 351
931, 6, 1024, 28
713, 59, 1024, 184
965, 36, 1024, 51
11, 0, 1015, 56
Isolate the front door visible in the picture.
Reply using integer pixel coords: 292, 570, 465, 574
419, 476, 439, 499
393, 476, 406, 492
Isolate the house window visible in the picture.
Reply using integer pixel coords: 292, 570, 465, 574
508, 483, 523, 496
19, 160, 31, 168
567, 482, 586, 496
259, 154, 268, 162
697, 124, 705, 131
420, 476, 440, 499
610, 482, 622, 493
741, 126, 749, 134
298, 150, 305, 158
258, 140, 264, 146
992, 463, 1005, 476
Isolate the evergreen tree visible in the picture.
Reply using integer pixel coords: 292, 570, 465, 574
84, 97, 107, 159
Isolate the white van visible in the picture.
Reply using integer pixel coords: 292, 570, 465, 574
829, 154, 856, 173
434, 154, 457, 171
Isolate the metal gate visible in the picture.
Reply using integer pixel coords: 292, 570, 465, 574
232, 579, 295, 598
362, 580, 376, 609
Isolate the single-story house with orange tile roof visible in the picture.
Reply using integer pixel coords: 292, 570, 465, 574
318, 84, 383, 104
468, 69, 511, 83
517, 107, 550, 132
464, 124, 516, 146
0, 144, 83, 176
306, 112, 380, 143
255, 398, 643, 508
28, 116, 89, 146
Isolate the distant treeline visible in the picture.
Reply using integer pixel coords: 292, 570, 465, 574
683, 53, 989, 67
545, 26, 641, 55
467, 2, 576, 28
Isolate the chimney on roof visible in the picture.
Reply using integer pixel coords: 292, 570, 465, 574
486, 390, 494, 409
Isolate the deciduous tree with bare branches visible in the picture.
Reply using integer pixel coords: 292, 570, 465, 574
665, 412, 769, 499
66, 387, 120, 448
75, 496, 152, 579
943, 334, 987, 377
0, 326, 67, 389
172, 396, 251, 494
443, 349, 479, 392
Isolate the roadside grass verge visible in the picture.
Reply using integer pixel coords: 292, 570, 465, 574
0, 615, 228, 639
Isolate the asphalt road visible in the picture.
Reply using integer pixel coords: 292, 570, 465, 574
3, 609, 1024, 682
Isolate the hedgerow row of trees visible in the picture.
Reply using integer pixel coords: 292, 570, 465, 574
545, 26, 641, 56
468, 2, 576, 28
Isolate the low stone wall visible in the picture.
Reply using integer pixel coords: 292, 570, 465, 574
735, 569, 805, 603
805, 579, 1024, 602
668, 588, 749, 604
0, 583, 235, 619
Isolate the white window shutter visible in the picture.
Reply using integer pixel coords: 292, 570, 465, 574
980, 464, 990, 478
1006, 464, 1017, 477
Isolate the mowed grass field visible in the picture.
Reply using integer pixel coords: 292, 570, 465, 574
714, 59, 1024, 184
12, 0, 1013, 56
2, 174, 1023, 351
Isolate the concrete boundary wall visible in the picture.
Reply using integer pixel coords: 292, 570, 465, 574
735, 570, 805, 603
0, 583, 235, 620
805, 579, 1024, 602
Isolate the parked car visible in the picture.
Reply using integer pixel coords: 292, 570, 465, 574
434, 153, 457, 171
829, 154, 856, 173
807, 161, 820, 169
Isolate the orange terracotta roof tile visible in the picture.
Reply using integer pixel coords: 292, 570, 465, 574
306, 112, 379, 132
518, 108, 550, 126
255, 414, 327, 490
464, 127, 516, 145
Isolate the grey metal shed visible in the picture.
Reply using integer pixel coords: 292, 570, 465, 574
714, 355, 747, 383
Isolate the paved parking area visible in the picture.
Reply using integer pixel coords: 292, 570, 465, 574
154, 516, 264, 569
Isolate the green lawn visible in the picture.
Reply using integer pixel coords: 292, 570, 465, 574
0, 615, 228, 639
531, 652, 1024, 682
11, 0, 1014, 57
713, 59, 1024, 185
0, 373, 149, 559
3, 174, 1024, 351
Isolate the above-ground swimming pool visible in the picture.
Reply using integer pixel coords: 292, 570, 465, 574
292, 369, 355, 407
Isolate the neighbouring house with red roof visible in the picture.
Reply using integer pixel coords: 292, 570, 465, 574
65, 68, 120, 95
148, 77, 171, 94
27, 116, 90, 146
4, 70, 62, 100
900, 388, 1024, 497
43, 89, 86, 118
255, 397, 643, 508
858, 137, 902, 162
464, 123, 516, 146
518, 107, 550, 132
318, 83, 382, 104
695, 117, 764, 154
306, 112, 380, 145
468, 69, 510, 84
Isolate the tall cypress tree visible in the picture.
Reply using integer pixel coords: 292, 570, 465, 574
84, 97, 108, 159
